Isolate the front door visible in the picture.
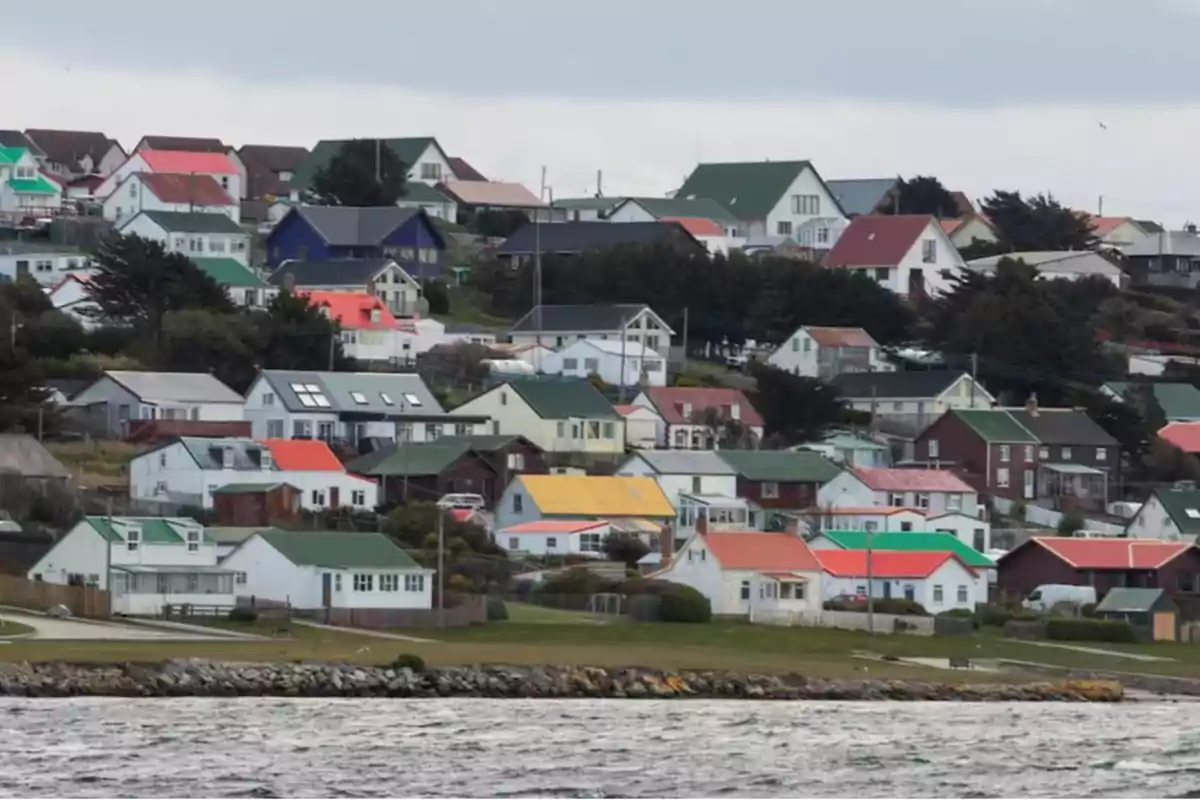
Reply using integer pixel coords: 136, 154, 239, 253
883, 582, 892, 599
321, 573, 332, 607
1023, 469, 1035, 499
329, 487, 340, 508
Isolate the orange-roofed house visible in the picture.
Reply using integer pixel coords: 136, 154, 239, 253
767, 325, 893, 379
655, 529, 824, 618
96, 148, 241, 202
814, 549, 981, 611
1086, 215, 1153, 249
297, 291, 446, 366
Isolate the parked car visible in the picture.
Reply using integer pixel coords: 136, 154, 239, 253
1022, 584, 1096, 612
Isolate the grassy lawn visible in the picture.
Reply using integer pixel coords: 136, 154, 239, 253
504, 602, 608, 625
437, 286, 513, 329
45, 439, 145, 489
0, 619, 35, 638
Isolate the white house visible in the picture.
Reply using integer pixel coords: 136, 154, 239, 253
768, 325, 893, 380
631, 386, 765, 450
72, 370, 245, 438
394, 182, 459, 221
940, 215, 998, 248
23, 128, 127, 179
812, 549, 980, 612
129, 437, 379, 511
540, 339, 667, 387
654, 530, 824, 618
675, 160, 848, 240
95, 149, 242, 202
451, 379, 625, 456
794, 216, 849, 250
615, 403, 662, 449
807, 530, 995, 596
1125, 486, 1200, 542
221, 530, 433, 612
0, 242, 91, 286
498, 519, 614, 557
824, 214, 966, 298
102, 172, 238, 225
0, 146, 62, 215
116, 210, 251, 267
27, 516, 236, 616
1090, 216, 1153, 250
47, 273, 101, 329
793, 432, 891, 468
290, 136, 454, 202
442, 323, 498, 347
818, 466, 980, 518
927, 511, 992, 553
830, 371, 995, 439
966, 251, 1125, 289
616, 450, 745, 540
296, 291, 427, 366
509, 303, 675, 360
268, 258, 423, 318
802, 506, 927, 534
243, 369, 479, 446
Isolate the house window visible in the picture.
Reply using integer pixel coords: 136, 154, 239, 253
874, 267, 889, 282
420, 163, 442, 181
899, 522, 912, 531
933, 585, 944, 604
186, 530, 199, 553
947, 494, 962, 512
776, 221, 793, 236
351, 490, 365, 505
350, 391, 368, 405
817, 227, 829, 244
380, 574, 399, 592
209, 238, 226, 253
1024, 445, 1034, 462
956, 585, 968, 603
791, 194, 819, 215
692, 476, 703, 493
602, 422, 615, 439
561, 358, 579, 371
1039, 447, 1050, 459
353, 574, 374, 592
292, 420, 312, 438
127, 529, 140, 551
997, 468, 1010, 488
311, 489, 326, 506
507, 452, 526, 471
235, 572, 247, 585
405, 574, 425, 592
740, 581, 751, 600
921, 240, 936, 263
1061, 447, 1072, 461
425, 423, 442, 440
887, 492, 904, 507
403, 393, 422, 407
508, 537, 519, 550
583, 358, 599, 373
1096, 448, 1106, 461
334, 573, 342, 591
761, 481, 780, 499
289, 382, 331, 409
915, 493, 930, 510
998, 445, 1010, 462
546, 537, 558, 548
317, 421, 335, 442
454, 423, 471, 436
588, 421, 601, 439
556, 421, 566, 438
580, 533, 602, 552
380, 392, 394, 406
512, 494, 523, 513
927, 439, 939, 458
159, 452, 167, 468
266, 419, 284, 438
673, 429, 687, 448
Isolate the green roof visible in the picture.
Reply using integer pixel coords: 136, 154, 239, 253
85, 516, 214, 545
140, 210, 246, 234
951, 409, 1037, 443
818, 530, 996, 568
346, 441, 473, 477
676, 161, 839, 220
191, 257, 267, 288
0, 146, 25, 165
1151, 487, 1200, 534
7, 176, 58, 194
290, 137, 440, 193
438, 434, 525, 450
1106, 382, 1200, 421
257, 530, 421, 569
620, 196, 739, 224
211, 482, 296, 494
716, 450, 841, 483
508, 380, 619, 419
551, 197, 623, 212
398, 182, 454, 203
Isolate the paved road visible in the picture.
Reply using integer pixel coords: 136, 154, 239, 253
0, 611, 231, 641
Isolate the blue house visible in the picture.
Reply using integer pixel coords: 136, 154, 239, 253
265, 206, 447, 279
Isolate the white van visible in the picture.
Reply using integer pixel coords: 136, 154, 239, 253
1022, 584, 1097, 612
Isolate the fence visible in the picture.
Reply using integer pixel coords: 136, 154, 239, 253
748, 607, 935, 635
0, 574, 109, 617
322, 595, 487, 629
991, 497, 1126, 535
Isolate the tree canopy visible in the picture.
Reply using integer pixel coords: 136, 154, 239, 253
980, 190, 1099, 251
880, 176, 960, 218
747, 363, 850, 445
311, 140, 408, 206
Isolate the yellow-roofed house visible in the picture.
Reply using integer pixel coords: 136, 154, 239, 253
495, 474, 675, 530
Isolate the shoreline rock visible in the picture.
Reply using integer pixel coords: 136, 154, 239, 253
0, 661, 1125, 702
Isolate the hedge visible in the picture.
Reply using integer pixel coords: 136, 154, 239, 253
1045, 617, 1137, 643
657, 584, 712, 623
486, 597, 509, 621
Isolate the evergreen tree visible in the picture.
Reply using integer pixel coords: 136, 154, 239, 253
311, 140, 408, 206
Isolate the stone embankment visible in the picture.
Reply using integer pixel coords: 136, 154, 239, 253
0, 661, 1125, 701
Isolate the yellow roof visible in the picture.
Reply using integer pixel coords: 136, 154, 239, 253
520, 475, 675, 518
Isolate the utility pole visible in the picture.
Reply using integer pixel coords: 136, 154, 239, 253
400, 396, 409, 503
375, 139, 382, 184
681, 307, 689, 373
866, 527, 875, 634
533, 166, 546, 372
436, 508, 445, 629
328, 332, 336, 371
970, 352, 978, 408
618, 313, 628, 403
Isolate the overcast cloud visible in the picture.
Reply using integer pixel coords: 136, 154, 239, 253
4, 0, 1200, 223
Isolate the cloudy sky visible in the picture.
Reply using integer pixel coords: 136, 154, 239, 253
6, 0, 1200, 223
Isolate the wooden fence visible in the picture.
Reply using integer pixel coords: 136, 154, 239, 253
0, 574, 109, 618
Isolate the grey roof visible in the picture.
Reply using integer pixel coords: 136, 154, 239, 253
510, 303, 652, 334
967, 251, 1123, 278
259, 370, 445, 415
136, 211, 246, 234
0, 242, 86, 256
497, 221, 702, 256
551, 197, 625, 213
292, 206, 421, 246
1136, 220, 1165, 234
103, 371, 243, 404
397, 183, 455, 204
267, 258, 403, 287
826, 178, 899, 216
177, 437, 271, 470
627, 450, 736, 475
831, 371, 968, 400
611, 196, 739, 224
1007, 409, 1118, 447
0, 434, 70, 478
1095, 587, 1172, 613
0, 130, 44, 157
1124, 231, 1200, 258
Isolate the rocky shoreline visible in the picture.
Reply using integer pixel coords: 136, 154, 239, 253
0, 660, 1126, 701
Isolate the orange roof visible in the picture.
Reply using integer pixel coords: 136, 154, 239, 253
661, 217, 724, 236
702, 532, 821, 571
822, 506, 924, 516
1029, 537, 1192, 569
814, 549, 970, 578
298, 291, 398, 330
939, 219, 963, 235
804, 326, 877, 348
260, 439, 345, 471
1089, 216, 1132, 237
139, 149, 238, 175
1160, 422, 1200, 454
502, 520, 608, 535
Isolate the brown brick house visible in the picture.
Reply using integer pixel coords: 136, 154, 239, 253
212, 482, 302, 527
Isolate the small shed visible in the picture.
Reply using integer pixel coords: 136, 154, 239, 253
212, 482, 301, 528
1095, 587, 1179, 642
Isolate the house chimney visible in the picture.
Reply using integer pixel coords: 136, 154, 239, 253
1187, 222, 1198, 235
696, 513, 708, 536
1025, 392, 1039, 417
659, 522, 674, 564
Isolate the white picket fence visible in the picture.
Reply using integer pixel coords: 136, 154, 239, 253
748, 607, 935, 636
991, 497, 1125, 535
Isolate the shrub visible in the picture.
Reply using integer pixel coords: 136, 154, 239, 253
227, 607, 258, 623
1080, 602, 1098, 618
1057, 513, 1086, 536
1045, 617, 1137, 643
937, 609, 980, 632
872, 598, 929, 617
977, 603, 1037, 628
486, 597, 509, 621
537, 567, 617, 596
391, 653, 427, 672
658, 584, 712, 623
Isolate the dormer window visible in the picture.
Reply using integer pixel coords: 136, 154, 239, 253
682, 402, 693, 417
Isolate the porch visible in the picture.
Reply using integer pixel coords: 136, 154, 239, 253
1038, 463, 1109, 514
109, 565, 237, 616
677, 494, 752, 540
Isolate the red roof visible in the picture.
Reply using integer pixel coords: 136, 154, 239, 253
814, 549, 970, 578
260, 439, 345, 471
447, 156, 487, 182
1159, 422, 1200, 454
298, 291, 398, 330
641, 387, 764, 426
661, 217, 724, 236
852, 466, 974, 493
939, 219, 962, 235
135, 172, 234, 206
804, 326, 877, 348
702, 532, 821, 571
1029, 537, 1193, 570
1089, 216, 1131, 237
139, 149, 238, 175
503, 520, 608, 534
823, 214, 936, 268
